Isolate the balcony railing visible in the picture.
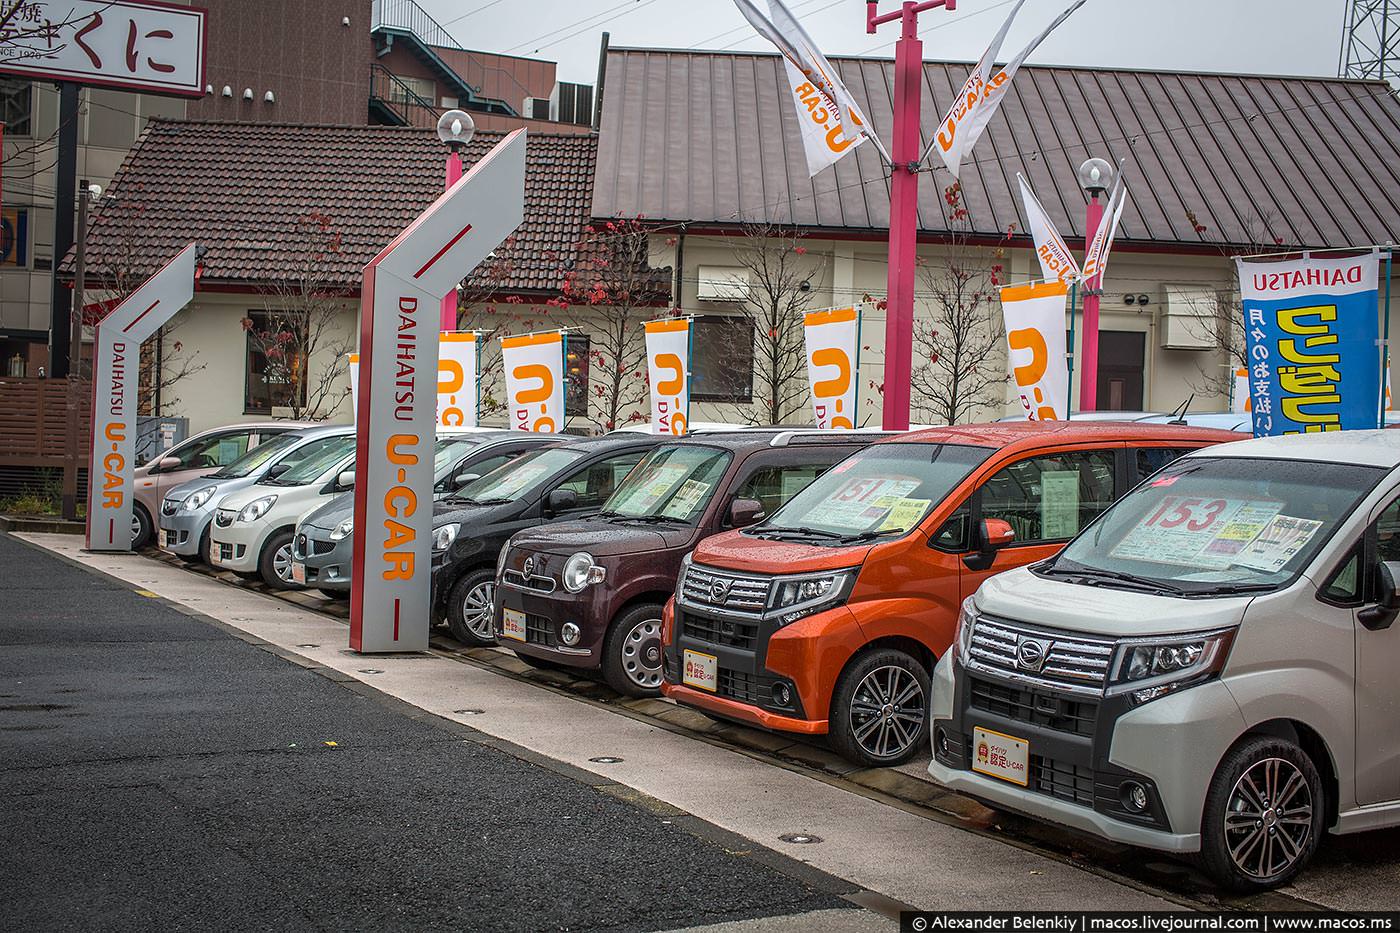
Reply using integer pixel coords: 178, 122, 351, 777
371, 0, 531, 111
368, 64, 441, 130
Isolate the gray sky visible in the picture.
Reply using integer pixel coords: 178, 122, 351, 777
420, 0, 1352, 87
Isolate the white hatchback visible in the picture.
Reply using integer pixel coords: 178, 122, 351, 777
209, 434, 356, 587
929, 430, 1400, 891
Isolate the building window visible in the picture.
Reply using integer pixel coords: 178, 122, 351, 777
389, 75, 436, 107
244, 310, 307, 414
0, 79, 32, 136
565, 332, 590, 418
691, 315, 753, 403
1, 208, 28, 267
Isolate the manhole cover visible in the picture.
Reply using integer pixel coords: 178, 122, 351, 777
453, 709, 485, 716
296, 644, 320, 648
779, 833, 822, 845
358, 668, 384, 674
588, 756, 624, 764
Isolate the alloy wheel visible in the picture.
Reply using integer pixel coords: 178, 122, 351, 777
620, 618, 663, 689
272, 543, 295, 583
848, 665, 926, 761
460, 582, 495, 641
1224, 757, 1314, 881
131, 514, 142, 542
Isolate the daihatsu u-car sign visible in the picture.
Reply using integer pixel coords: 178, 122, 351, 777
85, 242, 198, 551
350, 129, 526, 654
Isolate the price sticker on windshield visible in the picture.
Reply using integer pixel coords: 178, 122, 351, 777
1112, 496, 1283, 569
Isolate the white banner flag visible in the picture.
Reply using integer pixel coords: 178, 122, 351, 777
347, 352, 359, 420
803, 306, 860, 430
502, 331, 566, 432
1018, 174, 1080, 283
734, 0, 885, 175
935, 0, 1085, 179
1001, 281, 1070, 422
1082, 178, 1129, 282
645, 318, 691, 435
1232, 366, 1251, 415
437, 331, 480, 431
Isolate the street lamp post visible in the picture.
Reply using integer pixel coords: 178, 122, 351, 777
436, 109, 476, 332
1076, 157, 1113, 412
867, 0, 956, 431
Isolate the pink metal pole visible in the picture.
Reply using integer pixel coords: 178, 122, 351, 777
869, 0, 954, 431
440, 150, 464, 331
1077, 192, 1104, 412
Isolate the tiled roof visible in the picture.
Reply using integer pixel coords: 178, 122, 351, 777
593, 49, 1400, 250
82, 120, 598, 293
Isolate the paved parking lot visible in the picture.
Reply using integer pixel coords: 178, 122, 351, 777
0, 533, 860, 931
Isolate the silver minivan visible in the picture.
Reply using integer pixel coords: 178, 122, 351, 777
929, 430, 1400, 890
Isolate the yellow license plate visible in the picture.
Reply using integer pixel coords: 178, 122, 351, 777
972, 726, 1029, 786
501, 607, 527, 642
682, 649, 718, 692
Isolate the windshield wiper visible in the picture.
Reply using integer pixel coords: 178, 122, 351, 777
751, 525, 844, 541
834, 528, 904, 544
1043, 565, 1188, 596
612, 514, 690, 525
1183, 581, 1277, 597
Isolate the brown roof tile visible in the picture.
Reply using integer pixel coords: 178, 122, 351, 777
592, 49, 1400, 250
82, 120, 597, 293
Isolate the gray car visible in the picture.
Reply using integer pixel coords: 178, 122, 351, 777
291, 431, 558, 598
158, 424, 355, 562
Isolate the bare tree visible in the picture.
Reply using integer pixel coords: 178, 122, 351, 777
911, 182, 1009, 425
242, 210, 354, 420
548, 218, 671, 431
728, 222, 817, 425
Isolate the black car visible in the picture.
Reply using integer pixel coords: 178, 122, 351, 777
496, 430, 884, 697
431, 433, 666, 644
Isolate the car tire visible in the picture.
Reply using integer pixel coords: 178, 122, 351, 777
1198, 735, 1324, 892
447, 569, 497, 647
602, 603, 666, 698
259, 530, 297, 590
828, 648, 931, 768
131, 505, 153, 549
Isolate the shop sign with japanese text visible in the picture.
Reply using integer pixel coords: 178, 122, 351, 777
1236, 252, 1381, 437
0, 1, 205, 97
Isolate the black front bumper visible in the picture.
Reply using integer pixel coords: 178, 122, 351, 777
662, 600, 806, 720
932, 657, 1171, 832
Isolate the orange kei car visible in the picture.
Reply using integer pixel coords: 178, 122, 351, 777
660, 421, 1240, 767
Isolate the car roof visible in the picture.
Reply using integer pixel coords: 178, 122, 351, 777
652, 429, 894, 452
1184, 429, 1400, 469
879, 420, 1241, 452
544, 432, 668, 453
284, 423, 355, 439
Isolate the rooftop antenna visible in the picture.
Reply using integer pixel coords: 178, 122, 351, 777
1168, 394, 1195, 426
1341, 0, 1400, 81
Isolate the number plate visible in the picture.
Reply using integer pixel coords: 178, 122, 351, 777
682, 649, 718, 693
501, 607, 527, 642
158, 528, 168, 549
291, 561, 306, 585
972, 726, 1029, 786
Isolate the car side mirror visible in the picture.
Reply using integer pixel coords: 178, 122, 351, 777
337, 469, 356, 490
454, 473, 481, 488
728, 497, 765, 528
265, 462, 291, 480
545, 488, 579, 515
1361, 560, 1400, 631
157, 455, 181, 472
981, 518, 1016, 552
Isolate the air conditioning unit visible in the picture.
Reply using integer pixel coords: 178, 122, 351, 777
549, 81, 593, 126
523, 96, 551, 120
696, 265, 750, 302
1160, 285, 1221, 351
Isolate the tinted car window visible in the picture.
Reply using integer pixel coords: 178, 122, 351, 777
169, 432, 251, 470
1135, 447, 1191, 483
980, 450, 1117, 544
733, 463, 830, 518
557, 452, 645, 509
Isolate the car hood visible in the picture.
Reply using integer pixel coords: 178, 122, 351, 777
218, 482, 319, 512
507, 518, 675, 558
975, 566, 1254, 639
432, 498, 519, 529
691, 528, 878, 575
300, 492, 354, 531
164, 474, 251, 502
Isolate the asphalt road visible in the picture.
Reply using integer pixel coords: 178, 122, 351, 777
0, 533, 855, 932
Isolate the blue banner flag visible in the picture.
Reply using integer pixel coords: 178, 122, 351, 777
1236, 252, 1382, 437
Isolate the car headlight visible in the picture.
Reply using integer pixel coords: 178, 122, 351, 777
953, 597, 976, 661
562, 551, 606, 593
496, 542, 510, 579
676, 552, 693, 601
329, 518, 353, 541
769, 569, 854, 625
182, 485, 218, 511
236, 495, 277, 523
432, 522, 460, 552
1108, 629, 1236, 705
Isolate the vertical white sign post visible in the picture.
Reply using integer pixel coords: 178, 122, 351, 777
350, 130, 526, 654
85, 242, 199, 551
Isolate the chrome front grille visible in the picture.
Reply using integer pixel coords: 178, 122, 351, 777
967, 617, 1115, 691
214, 508, 236, 528
680, 565, 770, 615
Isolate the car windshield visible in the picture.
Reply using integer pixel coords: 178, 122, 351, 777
433, 437, 481, 478
599, 445, 732, 523
209, 433, 303, 479
1044, 456, 1385, 596
448, 447, 583, 505
263, 436, 356, 486
752, 443, 993, 543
